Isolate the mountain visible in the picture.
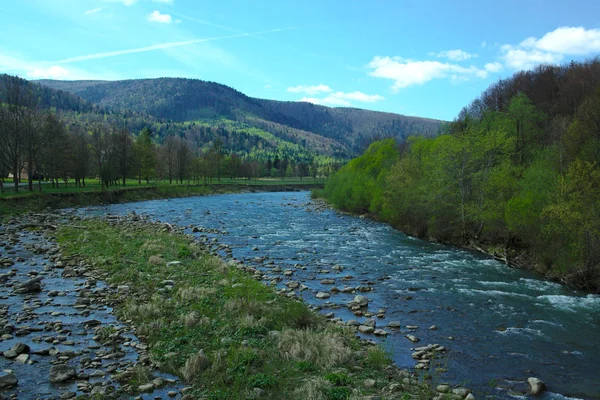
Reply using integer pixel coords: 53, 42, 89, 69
36, 78, 443, 157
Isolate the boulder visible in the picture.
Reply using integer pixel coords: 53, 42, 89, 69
14, 277, 42, 294
527, 377, 546, 396
349, 295, 369, 307
49, 365, 77, 383
4, 342, 30, 359
358, 325, 374, 334
315, 292, 330, 299
0, 372, 17, 388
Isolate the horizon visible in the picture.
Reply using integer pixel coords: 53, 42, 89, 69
2, 0, 600, 120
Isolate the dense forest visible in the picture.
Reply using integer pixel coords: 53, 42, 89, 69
37, 78, 442, 155
323, 58, 600, 292
0, 75, 344, 194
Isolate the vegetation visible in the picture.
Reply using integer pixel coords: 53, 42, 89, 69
57, 219, 431, 399
321, 58, 600, 292
38, 77, 442, 155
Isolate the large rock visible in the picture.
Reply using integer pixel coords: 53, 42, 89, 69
49, 365, 77, 383
3, 342, 30, 359
14, 277, 42, 294
315, 292, 330, 299
527, 377, 546, 396
0, 372, 17, 388
349, 295, 369, 307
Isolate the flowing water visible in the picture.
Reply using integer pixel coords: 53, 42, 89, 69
79, 192, 600, 399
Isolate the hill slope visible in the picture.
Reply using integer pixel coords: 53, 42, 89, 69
37, 78, 443, 156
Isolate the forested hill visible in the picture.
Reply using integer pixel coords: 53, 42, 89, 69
36, 77, 442, 155
322, 58, 600, 292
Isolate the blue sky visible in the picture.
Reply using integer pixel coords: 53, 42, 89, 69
1, 0, 600, 121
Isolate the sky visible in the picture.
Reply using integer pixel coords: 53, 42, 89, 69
1, 0, 600, 121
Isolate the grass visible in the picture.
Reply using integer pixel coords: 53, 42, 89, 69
56, 218, 431, 399
0, 177, 325, 217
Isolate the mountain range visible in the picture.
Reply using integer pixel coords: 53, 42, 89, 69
34, 77, 443, 161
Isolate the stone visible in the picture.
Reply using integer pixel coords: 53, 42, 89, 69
452, 387, 470, 397
527, 377, 546, 396
139, 383, 155, 392
0, 372, 17, 388
15, 354, 29, 363
388, 321, 401, 328
358, 325, 374, 334
364, 379, 376, 388
465, 394, 476, 400
117, 285, 130, 293
316, 292, 330, 299
4, 342, 30, 359
49, 364, 77, 383
60, 392, 77, 399
436, 384, 450, 393
405, 334, 419, 343
373, 329, 388, 336
14, 277, 42, 294
351, 295, 369, 307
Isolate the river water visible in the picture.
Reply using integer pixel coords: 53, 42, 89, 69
79, 192, 600, 399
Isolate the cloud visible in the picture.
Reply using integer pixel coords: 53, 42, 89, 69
51, 29, 292, 64
264, 84, 272, 89
299, 90, 384, 107
147, 10, 172, 24
500, 26, 600, 70
367, 56, 489, 91
287, 84, 333, 95
0, 53, 120, 81
84, 8, 102, 15
153, 0, 173, 3
484, 62, 503, 73
428, 49, 476, 61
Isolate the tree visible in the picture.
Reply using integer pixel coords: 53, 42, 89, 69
41, 112, 67, 188
134, 127, 156, 184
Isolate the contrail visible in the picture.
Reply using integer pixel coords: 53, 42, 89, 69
52, 28, 292, 64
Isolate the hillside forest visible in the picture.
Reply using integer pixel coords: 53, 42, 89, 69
0, 75, 441, 194
323, 58, 600, 292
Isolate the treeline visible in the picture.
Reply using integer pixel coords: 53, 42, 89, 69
0, 75, 337, 194
324, 58, 600, 292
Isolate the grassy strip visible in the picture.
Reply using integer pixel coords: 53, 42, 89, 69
56, 219, 431, 399
0, 181, 324, 217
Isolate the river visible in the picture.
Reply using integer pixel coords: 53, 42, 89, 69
79, 191, 600, 399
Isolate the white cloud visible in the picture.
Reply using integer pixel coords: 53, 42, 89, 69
147, 10, 172, 24
500, 26, 600, 70
367, 56, 489, 91
428, 49, 476, 61
153, 0, 173, 3
481, 41, 487, 48
264, 84, 272, 89
484, 62, 503, 73
29, 65, 72, 80
84, 8, 102, 15
287, 84, 333, 95
299, 90, 384, 107
500, 45, 563, 70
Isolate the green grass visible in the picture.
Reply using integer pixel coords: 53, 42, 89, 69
56, 219, 429, 399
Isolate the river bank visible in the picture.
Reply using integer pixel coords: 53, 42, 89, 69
1, 210, 456, 399
0, 182, 324, 217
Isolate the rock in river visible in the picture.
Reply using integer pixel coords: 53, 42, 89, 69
527, 377, 547, 396
316, 292, 330, 299
49, 365, 77, 383
0, 372, 17, 388
3, 342, 30, 359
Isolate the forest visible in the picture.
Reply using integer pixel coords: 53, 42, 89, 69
323, 58, 600, 292
0, 74, 338, 194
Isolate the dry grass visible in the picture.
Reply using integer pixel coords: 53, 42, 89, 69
176, 286, 216, 303
148, 255, 164, 266
180, 350, 211, 382
292, 377, 331, 400
277, 328, 352, 369
140, 239, 165, 253
180, 311, 199, 328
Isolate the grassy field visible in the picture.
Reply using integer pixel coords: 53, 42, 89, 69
57, 219, 430, 399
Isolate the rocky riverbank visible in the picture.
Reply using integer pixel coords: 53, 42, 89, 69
1, 208, 550, 399
0, 213, 186, 399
